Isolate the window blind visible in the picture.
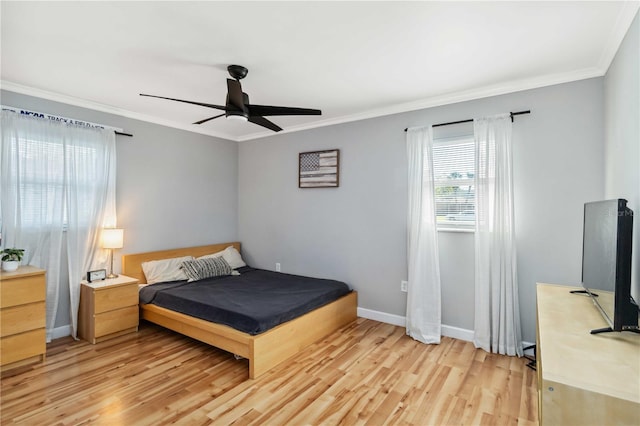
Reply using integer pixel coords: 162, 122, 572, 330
432, 137, 475, 228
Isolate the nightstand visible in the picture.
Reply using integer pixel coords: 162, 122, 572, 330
0, 266, 46, 371
78, 274, 139, 344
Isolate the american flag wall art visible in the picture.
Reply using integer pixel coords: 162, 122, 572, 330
299, 149, 340, 188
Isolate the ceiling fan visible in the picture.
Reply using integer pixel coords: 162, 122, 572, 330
140, 65, 321, 132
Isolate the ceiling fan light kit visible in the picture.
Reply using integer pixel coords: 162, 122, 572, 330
226, 112, 248, 122
140, 65, 321, 132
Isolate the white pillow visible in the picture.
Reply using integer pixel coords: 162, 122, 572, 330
142, 255, 195, 284
221, 246, 246, 269
198, 246, 246, 269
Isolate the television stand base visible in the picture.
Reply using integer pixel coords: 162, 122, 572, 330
570, 289, 598, 297
590, 326, 640, 335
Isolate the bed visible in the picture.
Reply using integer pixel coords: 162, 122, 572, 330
122, 242, 357, 379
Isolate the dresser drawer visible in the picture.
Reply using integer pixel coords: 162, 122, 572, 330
0, 275, 45, 308
94, 284, 138, 314
0, 328, 46, 366
94, 305, 138, 338
0, 302, 46, 335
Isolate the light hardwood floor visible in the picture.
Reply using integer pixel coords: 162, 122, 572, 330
1, 319, 538, 425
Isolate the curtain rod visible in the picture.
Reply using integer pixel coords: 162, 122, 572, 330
2, 105, 133, 137
404, 110, 531, 132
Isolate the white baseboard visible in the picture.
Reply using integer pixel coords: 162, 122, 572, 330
357, 307, 406, 327
441, 324, 474, 342
51, 325, 72, 340
357, 307, 537, 352
357, 307, 474, 342
522, 340, 535, 354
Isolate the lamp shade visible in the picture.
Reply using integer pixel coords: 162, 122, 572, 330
102, 228, 124, 249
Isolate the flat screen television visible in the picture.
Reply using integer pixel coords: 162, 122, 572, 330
579, 199, 638, 334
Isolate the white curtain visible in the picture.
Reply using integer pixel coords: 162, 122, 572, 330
1, 111, 116, 340
406, 126, 441, 344
473, 114, 523, 356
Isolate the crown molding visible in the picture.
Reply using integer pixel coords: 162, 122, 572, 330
0, 80, 236, 141
597, 1, 640, 73
237, 66, 604, 142
2, 64, 606, 143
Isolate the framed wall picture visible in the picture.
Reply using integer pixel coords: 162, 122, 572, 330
298, 149, 340, 188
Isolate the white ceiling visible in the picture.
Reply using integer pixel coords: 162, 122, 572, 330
1, 1, 638, 141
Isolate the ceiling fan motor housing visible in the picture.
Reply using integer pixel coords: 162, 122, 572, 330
228, 65, 248, 80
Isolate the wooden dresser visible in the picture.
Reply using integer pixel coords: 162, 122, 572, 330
536, 283, 640, 425
0, 266, 47, 371
78, 274, 139, 344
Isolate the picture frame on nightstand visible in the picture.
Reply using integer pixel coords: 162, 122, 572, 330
87, 268, 107, 283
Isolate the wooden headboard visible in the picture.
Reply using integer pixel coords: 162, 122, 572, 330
122, 242, 241, 283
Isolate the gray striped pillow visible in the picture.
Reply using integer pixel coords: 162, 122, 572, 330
181, 256, 232, 282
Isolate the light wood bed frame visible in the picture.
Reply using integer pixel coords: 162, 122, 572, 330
122, 242, 357, 379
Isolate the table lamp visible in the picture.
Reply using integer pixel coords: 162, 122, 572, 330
102, 228, 124, 279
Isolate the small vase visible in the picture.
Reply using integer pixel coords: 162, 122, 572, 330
2, 260, 19, 272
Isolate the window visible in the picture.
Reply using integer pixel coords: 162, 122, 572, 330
4, 135, 105, 229
432, 136, 475, 230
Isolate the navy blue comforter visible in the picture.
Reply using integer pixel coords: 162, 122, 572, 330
139, 267, 351, 335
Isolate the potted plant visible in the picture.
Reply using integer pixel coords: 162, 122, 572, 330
1, 248, 25, 272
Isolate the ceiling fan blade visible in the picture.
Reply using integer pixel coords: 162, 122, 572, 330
193, 113, 226, 125
248, 104, 321, 117
248, 115, 283, 132
226, 79, 245, 111
140, 94, 226, 111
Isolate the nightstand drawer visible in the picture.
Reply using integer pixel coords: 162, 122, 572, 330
94, 284, 138, 314
0, 302, 46, 335
0, 328, 46, 365
94, 305, 138, 338
0, 275, 45, 308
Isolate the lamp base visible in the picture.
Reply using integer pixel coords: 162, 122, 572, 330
107, 249, 118, 279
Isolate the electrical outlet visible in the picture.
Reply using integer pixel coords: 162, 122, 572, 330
401, 280, 408, 292
275, 263, 281, 272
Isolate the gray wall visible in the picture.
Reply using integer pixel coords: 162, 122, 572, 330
1, 90, 239, 330
239, 78, 605, 343
7, 46, 632, 343
604, 10, 639, 303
